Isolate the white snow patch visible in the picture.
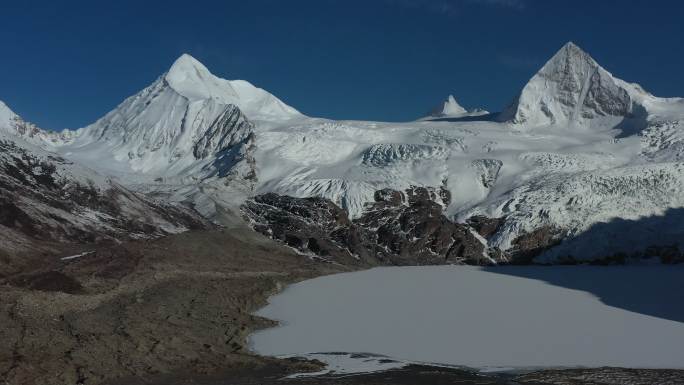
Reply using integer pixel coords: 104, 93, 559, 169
61, 251, 95, 261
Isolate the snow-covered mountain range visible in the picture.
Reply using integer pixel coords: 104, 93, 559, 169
2, 42, 684, 263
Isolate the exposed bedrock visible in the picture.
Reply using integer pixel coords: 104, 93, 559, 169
243, 186, 495, 266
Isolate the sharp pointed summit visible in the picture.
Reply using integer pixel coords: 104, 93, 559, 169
502, 41, 643, 127
434, 95, 468, 116
168, 53, 209, 73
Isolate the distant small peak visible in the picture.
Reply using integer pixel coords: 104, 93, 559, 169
439, 95, 467, 116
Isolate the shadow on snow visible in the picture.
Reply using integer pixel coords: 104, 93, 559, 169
486, 208, 684, 323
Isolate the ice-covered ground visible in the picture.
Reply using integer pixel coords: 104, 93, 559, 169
249, 266, 684, 371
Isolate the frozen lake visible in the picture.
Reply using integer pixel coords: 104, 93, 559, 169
249, 265, 684, 370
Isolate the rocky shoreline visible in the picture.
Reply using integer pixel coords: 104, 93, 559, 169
0, 228, 346, 385
111, 364, 684, 385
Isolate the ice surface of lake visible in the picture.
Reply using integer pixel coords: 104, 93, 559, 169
249, 266, 684, 370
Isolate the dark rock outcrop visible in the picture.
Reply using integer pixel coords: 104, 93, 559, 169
357, 187, 487, 265
243, 187, 493, 266
242, 193, 376, 265
466, 215, 505, 239
507, 225, 566, 264
193, 104, 253, 160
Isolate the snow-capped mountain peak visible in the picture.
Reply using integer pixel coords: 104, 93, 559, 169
165, 53, 239, 103
50, 55, 257, 179
502, 42, 640, 127
162, 53, 300, 120
49, 53, 305, 180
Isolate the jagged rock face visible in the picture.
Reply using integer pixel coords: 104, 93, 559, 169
212, 132, 258, 184
192, 104, 253, 159
503, 42, 634, 126
467, 215, 505, 239
401, 185, 452, 207
357, 187, 486, 265
242, 193, 375, 265
243, 187, 492, 266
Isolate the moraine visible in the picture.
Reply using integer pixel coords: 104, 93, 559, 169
249, 265, 684, 373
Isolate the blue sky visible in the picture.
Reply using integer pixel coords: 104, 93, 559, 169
2, 0, 683, 130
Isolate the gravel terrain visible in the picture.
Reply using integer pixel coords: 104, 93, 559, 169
1, 226, 682, 385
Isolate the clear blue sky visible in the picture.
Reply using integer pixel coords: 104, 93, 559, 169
2, 0, 683, 130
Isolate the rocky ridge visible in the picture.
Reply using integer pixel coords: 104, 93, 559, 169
244, 186, 499, 266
